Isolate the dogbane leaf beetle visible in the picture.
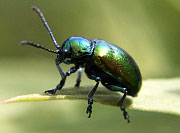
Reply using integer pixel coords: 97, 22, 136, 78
20, 6, 142, 123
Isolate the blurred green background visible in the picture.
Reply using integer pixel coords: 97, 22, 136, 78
0, 0, 180, 132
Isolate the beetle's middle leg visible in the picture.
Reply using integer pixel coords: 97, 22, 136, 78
75, 68, 82, 87
86, 76, 101, 118
101, 82, 130, 123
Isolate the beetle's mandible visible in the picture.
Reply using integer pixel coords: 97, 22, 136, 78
20, 6, 142, 123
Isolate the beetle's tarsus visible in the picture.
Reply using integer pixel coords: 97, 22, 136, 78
44, 83, 63, 95
121, 105, 130, 123
44, 88, 57, 94
86, 105, 92, 118
86, 98, 93, 118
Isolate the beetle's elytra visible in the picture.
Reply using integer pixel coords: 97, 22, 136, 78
20, 6, 142, 123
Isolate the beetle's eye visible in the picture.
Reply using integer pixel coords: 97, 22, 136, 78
61, 49, 71, 59
62, 51, 67, 58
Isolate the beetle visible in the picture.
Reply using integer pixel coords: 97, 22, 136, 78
20, 6, 142, 123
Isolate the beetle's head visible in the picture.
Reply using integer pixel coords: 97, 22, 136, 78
57, 37, 93, 64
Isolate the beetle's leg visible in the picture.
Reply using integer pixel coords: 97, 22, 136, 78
55, 58, 65, 78
45, 65, 79, 94
86, 77, 101, 118
44, 59, 65, 94
117, 89, 130, 123
66, 65, 79, 76
44, 76, 66, 94
101, 83, 130, 123
75, 68, 82, 87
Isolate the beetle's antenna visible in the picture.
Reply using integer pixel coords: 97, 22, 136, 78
32, 6, 60, 49
20, 41, 59, 54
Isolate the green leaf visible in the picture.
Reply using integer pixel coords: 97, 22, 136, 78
3, 78, 180, 115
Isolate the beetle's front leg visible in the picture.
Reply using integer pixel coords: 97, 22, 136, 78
45, 65, 79, 94
86, 76, 101, 118
55, 58, 65, 78
44, 75, 66, 94
44, 59, 66, 94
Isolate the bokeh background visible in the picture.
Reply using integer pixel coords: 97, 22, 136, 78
0, 0, 180, 132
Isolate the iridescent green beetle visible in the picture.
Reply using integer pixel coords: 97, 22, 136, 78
21, 6, 142, 123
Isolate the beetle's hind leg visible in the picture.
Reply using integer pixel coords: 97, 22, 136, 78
75, 68, 82, 87
101, 83, 130, 123
117, 89, 130, 123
